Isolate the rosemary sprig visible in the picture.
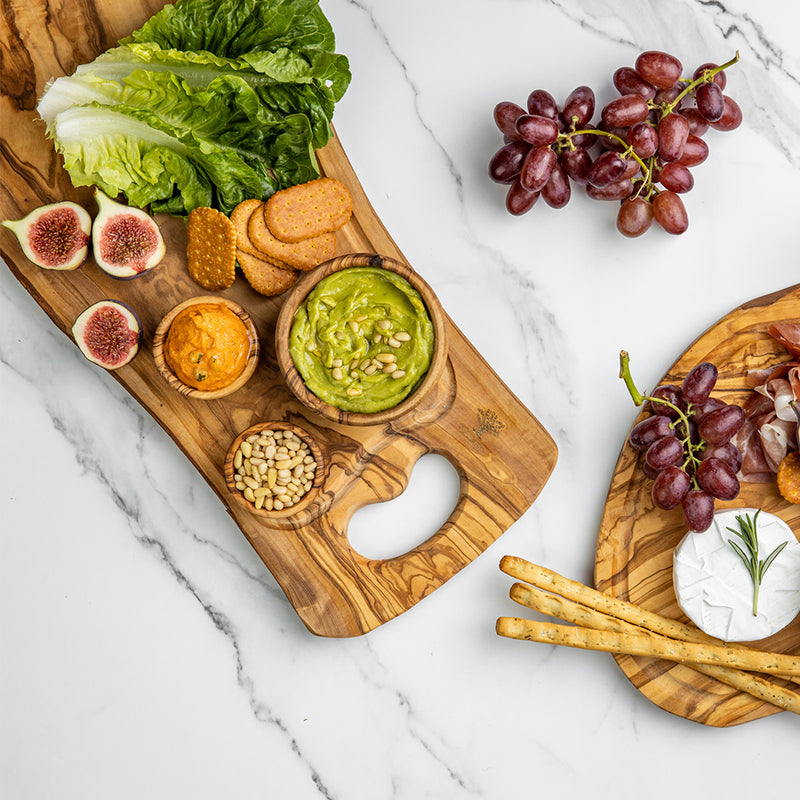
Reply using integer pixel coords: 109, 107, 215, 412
726, 510, 788, 616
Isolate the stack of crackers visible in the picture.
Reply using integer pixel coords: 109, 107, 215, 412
186, 177, 352, 296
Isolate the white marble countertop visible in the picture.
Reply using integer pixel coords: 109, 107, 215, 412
3, 0, 800, 796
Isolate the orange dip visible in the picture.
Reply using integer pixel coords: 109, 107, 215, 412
165, 303, 250, 391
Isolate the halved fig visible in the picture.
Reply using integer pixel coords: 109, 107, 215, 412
72, 300, 141, 369
2, 201, 91, 270
92, 190, 166, 279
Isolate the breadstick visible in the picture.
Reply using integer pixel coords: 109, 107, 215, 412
500, 555, 720, 644
508, 582, 800, 714
496, 617, 800, 677
501, 555, 799, 685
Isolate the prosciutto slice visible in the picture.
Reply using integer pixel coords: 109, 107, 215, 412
735, 324, 800, 482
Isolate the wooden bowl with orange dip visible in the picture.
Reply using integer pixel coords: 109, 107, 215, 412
153, 296, 259, 399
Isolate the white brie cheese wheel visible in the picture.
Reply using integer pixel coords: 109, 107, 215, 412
673, 508, 800, 641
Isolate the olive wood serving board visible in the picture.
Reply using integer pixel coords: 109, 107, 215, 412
1, 0, 557, 636
595, 284, 800, 726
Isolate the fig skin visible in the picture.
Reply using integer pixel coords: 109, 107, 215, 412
92, 190, 166, 279
72, 299, 142, 369
2, 201, 91, 270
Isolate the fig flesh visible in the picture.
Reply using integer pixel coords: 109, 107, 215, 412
72, 300, 141, 369
2, 201, 91, 270
92, 190, 165, 279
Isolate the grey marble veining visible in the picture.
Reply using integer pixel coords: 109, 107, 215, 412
4, 1, 800, 798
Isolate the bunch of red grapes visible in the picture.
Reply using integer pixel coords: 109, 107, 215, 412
489, 50, 742, 236
624, 359, 746, 532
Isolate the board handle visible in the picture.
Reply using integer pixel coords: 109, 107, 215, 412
272, 329, 557, 637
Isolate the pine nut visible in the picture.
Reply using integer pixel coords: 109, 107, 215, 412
331, 365, 343, 380
347, 386, 362, 396
394, 331, 411, 341
392, 369, 406, 379
377, 319, 391, 330
387, 337, 401, 348
376, 353, 396, 363
232, 428, 319, 512
331, 358, 343, 368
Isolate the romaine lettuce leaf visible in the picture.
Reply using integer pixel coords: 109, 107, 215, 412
39, 0, 350, 214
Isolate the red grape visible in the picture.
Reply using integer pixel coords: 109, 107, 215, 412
613, 66, 657, 99
658, 162, 694, 193
696, 457, 739, 500
653, 191, 688, 234
526, 89, 559, 120
652, 465, 691, 509
693, 62, 727, 90
506, 179, 540, 215
676, 135, 708, 167
616, 197, 654, 237
692, 396, 726, 423
489, 141, 530, 184
681, 362, 718, 404
602, 95, 649, 127
697, 404, 745, 444
653, 82, 688, 108
630, 414, 674, 450
515, 114, 560, 146
646, 384, 686, 418
541, 162, 571, 208
682, 490, 715, 532
635, 51, 683, 89
586, 179, 634, 201
560, 147, 593, 184
658, 113, 690, 162
587, 151, 627, 187
696, 82, 725, 122
570, 131, 597, 148
493, 101, 525, 138
519, 145, 557, 192
645, 435, 684, 470
708, 96, 742, 131
626, 121, 659, 158
700, 441, 743, 473
679, 108, 709, 137
563, 85, 595, 127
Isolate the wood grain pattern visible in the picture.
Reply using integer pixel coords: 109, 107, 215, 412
595, 284, 800, 725
1, 0, 558, 636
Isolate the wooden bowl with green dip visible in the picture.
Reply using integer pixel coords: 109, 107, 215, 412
275, 254, 448, 426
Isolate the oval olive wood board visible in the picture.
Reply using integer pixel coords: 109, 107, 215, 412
595, 284, 800, 726
0, 0, 557, 636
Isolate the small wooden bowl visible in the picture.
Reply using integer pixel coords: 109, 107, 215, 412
275, 253, 448, 426
153, 296, 259, 400
223, 422, 326, 518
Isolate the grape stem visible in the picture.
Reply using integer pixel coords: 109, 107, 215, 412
663, 51, 741, 115
619, 350, 704, 487
560, 129, 652, 186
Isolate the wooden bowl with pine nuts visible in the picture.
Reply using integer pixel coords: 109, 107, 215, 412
275, 253, 448, 426
153, 296, 260, 400
223, 422, 325, 517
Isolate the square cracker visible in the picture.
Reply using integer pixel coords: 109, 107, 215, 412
248, 204, 335, 271
187, 206, 236, 290
265, 177, 352, 243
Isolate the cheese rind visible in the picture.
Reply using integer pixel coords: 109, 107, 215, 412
672, 508, 800, 641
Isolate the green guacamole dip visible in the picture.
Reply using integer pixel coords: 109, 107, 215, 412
289, 267, 435, 413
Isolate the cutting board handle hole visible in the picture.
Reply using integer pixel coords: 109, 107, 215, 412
347, 453, 461, 559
